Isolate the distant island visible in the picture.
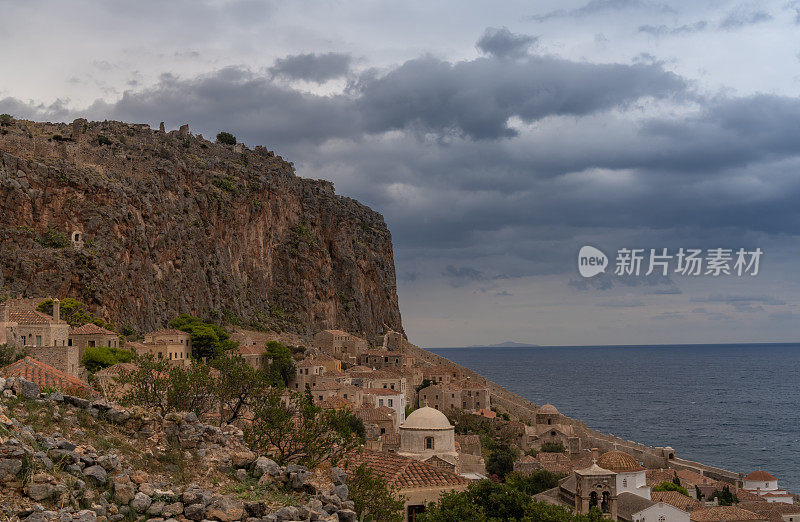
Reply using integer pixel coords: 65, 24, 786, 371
466, 341, 540, 348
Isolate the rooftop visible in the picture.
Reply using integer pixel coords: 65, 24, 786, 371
147, 328, 190, 337
690, 506, 764, 522
0, 356, 93, 395
70, 323, 117, 336
9, 309, 61, 325
597, 450, 644, 472
650, 491, 701, 512
342, 449, 469, 489
402, 406, 452, 430
745, 470, 778, 482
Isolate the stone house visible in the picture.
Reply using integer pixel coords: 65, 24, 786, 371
422, 364, 462, 385
418, 383, 462, 412
363, 387, 406, 425
359, 350, 414, 370
459, 381, 490, 411
356, 404, 396, 438
313, 329, 368, 364
127, 338, 191, 367
334, 385, 364, 406
68, 323, 120, 360
144, 328, 192, 353
342, 449, 469, 522
293, 358, 326, 390
314, 354, 342, 374
236, 344, 268, 369
348, 369, 408, 397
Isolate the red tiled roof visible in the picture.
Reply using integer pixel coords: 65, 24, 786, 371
94, 362, 138, 377
297, 358, 324, 368
356, 406, 394, 422
70, 323, 117, 336
9, 310, 59, 325
238, 345, 265, 356
690, 506, 764, 522
651, 491, 701, 511
745, 470, 778, 482
1, 357, 94, 395
341, 449, 469, 489
646, 469, 678, 486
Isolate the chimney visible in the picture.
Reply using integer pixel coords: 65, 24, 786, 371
592, 447, 599, 462
53, 298, 60, 322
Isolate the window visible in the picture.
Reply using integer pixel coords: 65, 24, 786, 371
381, 428, 386, 434
68, 338, 72, 346
425, 437, 434, 449
88, 340, 95, 347
658, 516, 666, 522
623, 478, 628, 487
379, 399, 384, 406
388, 399, 393, 407
35, 335, 42, 347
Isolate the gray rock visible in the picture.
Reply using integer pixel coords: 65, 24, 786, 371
183, 503, 205, 521
253, 456, 281, 478
83, 465, 108, 486
337, 510, 357, 522
290, 470, 311, 490
13, 377, 40, 399
0, 458, 23, 482
331, 467, 346, 486
243, 500, 266, 518
162, 502, 184, 517
205, 496, 245, 521
74, 510, 97, 522
46, 392, 64, 402
131, 492, 153, 513
27, 481, 58, 501
235, 468, 248, 482
148, 501, 165, 516
274, 506, 299, 521
334, 484, 348, 501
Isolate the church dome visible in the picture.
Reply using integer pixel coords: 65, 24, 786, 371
402, 407, 453, 430
539, 403, 560, 415
597, 450, 644, 472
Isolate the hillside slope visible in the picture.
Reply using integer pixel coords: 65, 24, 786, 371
0, 118, 402, 338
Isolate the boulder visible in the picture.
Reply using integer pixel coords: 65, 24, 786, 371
0, 458, 22, 482
114, 481, 136, 505
253, 456, 281, 478
83, 465, 108, 486
337, 510, 357, 522
205, 496, 244, 521
334, 484, 348, 501
231, 450, 256, 468
244, 500, 266, 518
331, 467, 346, 486
131, 492, 153, 512
13, 377, 40, 399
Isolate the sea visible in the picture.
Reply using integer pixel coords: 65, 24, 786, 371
429, 343, 800, 492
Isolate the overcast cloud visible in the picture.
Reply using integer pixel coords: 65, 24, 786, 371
1, 0, 800, 346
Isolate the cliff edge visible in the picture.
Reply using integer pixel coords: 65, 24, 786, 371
0, 118, 402, 338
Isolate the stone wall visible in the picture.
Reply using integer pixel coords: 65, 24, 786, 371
33, 344, 81, 379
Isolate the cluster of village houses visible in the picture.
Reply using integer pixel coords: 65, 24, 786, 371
0, 297, 797, 522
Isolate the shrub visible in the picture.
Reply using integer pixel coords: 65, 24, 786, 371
486, 440, 519, 480
168, 314, 238, 359
36, 228, 69, 248
216, 132, 236, 145
541, 441, 566, 453
653, 481, 690, 497
0, 114, 13, 126
37, 298, 114, 330
348, 464, 406, 522
710, 485, 738, 505
0, 343, 28, 367
505, 470, 564, 496
97, 135, 112, 145
82, 345, 133, 373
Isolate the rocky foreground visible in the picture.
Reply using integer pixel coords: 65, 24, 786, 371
0, 376, 356, 522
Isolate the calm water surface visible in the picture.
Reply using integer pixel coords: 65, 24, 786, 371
429, 344, 800, 491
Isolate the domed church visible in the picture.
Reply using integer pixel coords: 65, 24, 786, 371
397, 406, 485, 476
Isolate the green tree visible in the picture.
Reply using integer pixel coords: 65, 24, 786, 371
263, 340, 295, 386
37, 298, 114, 330
36, 228, 69, 248
216, 131, 236, 145
244, 388, 364, 467
210, 354, 266, 424
348, 464, 406, 522
710, 485, 738, 506
0, 114, 13, 126
81, 345, 133, 373
168, 314, 238, 358
505, 469, 564, 496
167, 361, 219, 418
540, 441, 566, 453
653, 481, 690, 497
419, 480, 605, 522
486, 440, 519, 480
0, 343, 27, 367
415, 378, 435, 393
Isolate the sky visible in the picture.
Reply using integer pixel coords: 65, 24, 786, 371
2, 0, 800, 347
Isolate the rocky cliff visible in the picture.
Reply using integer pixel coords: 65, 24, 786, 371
0, 118, 402, 338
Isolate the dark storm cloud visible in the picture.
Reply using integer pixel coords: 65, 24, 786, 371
476, 27, 537, 58
269, 52, 352, 83
442, 265, 487, 287
355, 55, 684, 139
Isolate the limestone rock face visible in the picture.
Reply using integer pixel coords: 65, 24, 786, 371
0, 119, 402, 338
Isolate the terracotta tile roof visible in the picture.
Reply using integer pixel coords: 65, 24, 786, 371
736, 489, 765, 502
356, 405, 394, 422
1, 357, 94, 395
745, 470, 778, 482
70, 323, 117, 336
317, 396, 353, 410
315, 354, 337, 361
651, 491, 701, 511
342, 449, 469, 489
647, 469, 678, 486
237, 345, 265, 356
9, 309, 59, 325
676, 469, 717, 486
690, 506, 765, 522
346, 365, 373, 373
739, 501, 800, 517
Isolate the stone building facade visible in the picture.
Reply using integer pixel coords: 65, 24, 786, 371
69, 323, 120, 360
